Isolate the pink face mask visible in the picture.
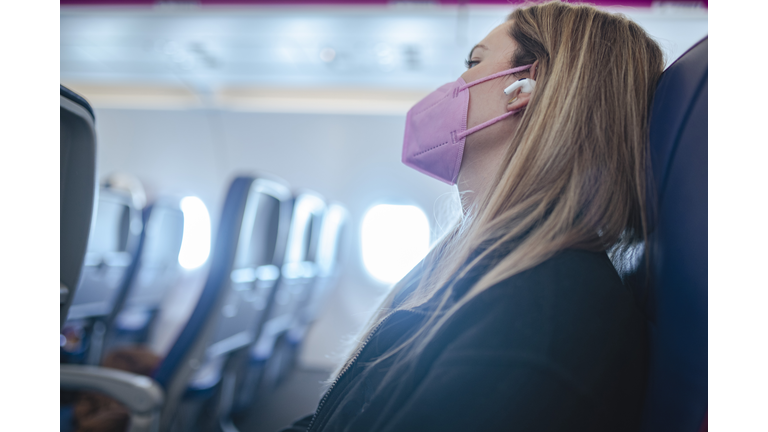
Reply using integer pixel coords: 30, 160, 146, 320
402, 64, 533, 185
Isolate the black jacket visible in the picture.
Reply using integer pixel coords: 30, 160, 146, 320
279, 249, 647, 432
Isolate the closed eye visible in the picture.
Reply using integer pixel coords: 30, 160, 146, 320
465, 44, 487, 69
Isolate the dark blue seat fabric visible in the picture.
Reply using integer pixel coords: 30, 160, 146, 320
59, 405, 74, 432
639, 37, 708, 432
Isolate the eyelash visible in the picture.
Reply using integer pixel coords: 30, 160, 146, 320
465, 58, 479, 69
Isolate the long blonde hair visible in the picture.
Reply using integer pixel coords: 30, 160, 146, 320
333, 1, 664, 382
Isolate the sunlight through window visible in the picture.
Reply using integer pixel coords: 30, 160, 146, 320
361, 204, 430, 284
179, 196, 211, 269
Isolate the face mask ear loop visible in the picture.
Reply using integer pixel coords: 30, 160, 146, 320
455, 64, 532, 140
456, 108, 523, 140
458, 64, 532, 92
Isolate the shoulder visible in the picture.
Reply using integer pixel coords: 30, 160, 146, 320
392, 250, 648, 432
475, 249, 635, 319
504, 248, 623, 291
439, 249, 645, 363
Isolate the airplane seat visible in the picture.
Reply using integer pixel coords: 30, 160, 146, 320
60, 84, 98, 432
287, 203, 349, 363
109, 198, 185, 349
61, 185, 143, 366
62, 175, 291, 432
158, 175, 293, 432
232, 191, 326, 414
60, 85, 97, 330
627, 37, 708, 432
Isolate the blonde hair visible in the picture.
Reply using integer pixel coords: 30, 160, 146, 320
332, 1, 664, 383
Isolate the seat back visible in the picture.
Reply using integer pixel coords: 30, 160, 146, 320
251, 191, 325, 362
187, 177, 293, 389
292, 202, 348, 342
111, 198, 185, 346
151, 175, 292, 430
67, 187, 143, 321
60, 85, 97, 330
62, 186, 143, 364
639, 37, 708, 432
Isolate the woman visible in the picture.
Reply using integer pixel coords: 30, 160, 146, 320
282, 2, 664, 431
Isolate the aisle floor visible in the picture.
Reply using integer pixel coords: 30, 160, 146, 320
234, 367, 331, 432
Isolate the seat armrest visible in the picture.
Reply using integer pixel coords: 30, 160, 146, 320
60, 365, 164, 432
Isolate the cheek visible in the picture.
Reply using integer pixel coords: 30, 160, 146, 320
460, 114, 521, 180
464, 119, 518, 159
466, 82, 509, 129
466, 85, 492, 130
464, 84, 518, 150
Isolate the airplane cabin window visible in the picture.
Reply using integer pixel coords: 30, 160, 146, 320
178, 196, 211, 270
361, 204, 430, 284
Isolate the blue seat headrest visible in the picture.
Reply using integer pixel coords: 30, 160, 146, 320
641, 37, 707, 432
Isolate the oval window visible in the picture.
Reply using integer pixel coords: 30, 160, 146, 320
361, 204, 430, 284
178, 196, 212, 270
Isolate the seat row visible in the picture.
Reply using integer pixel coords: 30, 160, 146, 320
60, 85, 348, 432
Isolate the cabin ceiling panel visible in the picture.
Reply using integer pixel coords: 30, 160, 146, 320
61, 4, 707, 111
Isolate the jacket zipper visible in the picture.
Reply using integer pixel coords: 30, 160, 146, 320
306, 308, 429, 431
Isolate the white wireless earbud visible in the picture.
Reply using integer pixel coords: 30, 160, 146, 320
503, 78, 536, 95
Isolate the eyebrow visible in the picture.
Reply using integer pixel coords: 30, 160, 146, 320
468, 44, 488, 59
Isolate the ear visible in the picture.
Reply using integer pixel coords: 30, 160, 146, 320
506, 89, 532, 112
530, 60, 539, 80
506, 60, 539, 112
